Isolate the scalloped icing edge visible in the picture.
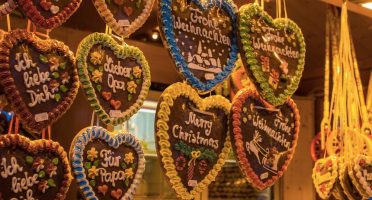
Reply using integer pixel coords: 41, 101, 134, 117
349, 154, 372, 198
76, 32, 151, 126
0, 0, 16, 16
0, 133, 73, 199
338, 158, 362, 200
69, 126, 146, 200
158, 0, 239, 92
155, 82, 231, 200
93, 0, 155, 38
238, 3, 306, 106
0, 29, 80, 132
230, 88, 300, 190
312, 156, 339, 199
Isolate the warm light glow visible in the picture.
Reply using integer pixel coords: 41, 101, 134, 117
361, 2, 372, 9
152, 31, 159, 40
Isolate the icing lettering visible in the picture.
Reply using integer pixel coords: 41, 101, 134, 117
23, 68, 51, 88
252, 114, 291, 149
11, 172, 39, 193
98, 168, 125, 187
107, 74, 126, 93
173, 7, 231, 46
14, 53, 37, 72
100, 150, 121, 167
184, 111, 213, 136
104, 55, 131, 78
27, 85, 55, 107
172, 125, 218, 150
1, 157, 24, 178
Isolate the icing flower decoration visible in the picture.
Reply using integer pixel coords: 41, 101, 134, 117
91, 70, 103, 83
32, 157, 45, 172
88, 166, 99, 178
38, 180, 49, 193
46, 162, 57, 178
124, 168, 134, 179
127, 81, 137, 94
49, 80, 60, 93
87, 147, 98, 161
61, 72, 70, 84
132, 66, 142, 78
90, 49, 104, 65
49, 56, 60, 72
124, 152, 134, 164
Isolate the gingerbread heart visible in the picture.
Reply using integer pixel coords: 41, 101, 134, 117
158, 0, 238, 92
339, 158, 363, 200
312, 156, 339, 199
349, 154, 372, 198
70, 126, 145, 200
17, 0, 82, 29
230, 88, 300, 190
0, 0, 16, 16
238, 4, 306, 106
0, 134, 72, 199
155, 82, 231, 199
76, 33, 151, 126
93, 0, 154, 37
0, 29, 79, 132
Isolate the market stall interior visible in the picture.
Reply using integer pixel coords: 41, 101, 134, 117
0, 0, 371, 199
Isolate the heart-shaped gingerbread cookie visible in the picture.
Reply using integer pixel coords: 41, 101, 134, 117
0, 133, 72, 199
238, 4, 306, 106
0, 0, 16, 16
76, 33, 151, 126
312, 156, 339, 199
70, 126, 145, 200
155, 82, 231, 199
349, 154, 372, 198
158, 0, 238, 92
17, 0, 82, 29
93, 0, 154, 37
0, 29, 79, 132
230, 88, 300, 190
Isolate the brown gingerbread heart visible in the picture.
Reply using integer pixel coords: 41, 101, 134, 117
0, 134, 72, 199
230, 88, 300, 190
0, 29, 79, 132
17, 0, 82, 29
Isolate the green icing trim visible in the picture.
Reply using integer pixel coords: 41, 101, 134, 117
238, 3, 306, 106
76, 33, 151, 125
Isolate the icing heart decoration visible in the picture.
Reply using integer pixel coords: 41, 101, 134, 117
70, 126, 145, 200
0, 134, 72, 199
158, 0, 239, 92
230, 88, 300, 190
238, 4, 306, 106
349, 154, 372, 198
0, 29, 79, 132
0, 0, 17, 16
312, 156, 338, 199
76, 33, 151, 126
155, 82, 231, 199
17, 0, 82, 29
92, 0, 154, 37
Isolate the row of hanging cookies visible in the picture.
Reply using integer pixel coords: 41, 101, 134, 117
311, 4, 372, 200
0, 0, 154, 199
154, 0, 305, 199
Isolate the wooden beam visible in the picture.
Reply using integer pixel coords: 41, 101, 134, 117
318, 0, 372, 19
